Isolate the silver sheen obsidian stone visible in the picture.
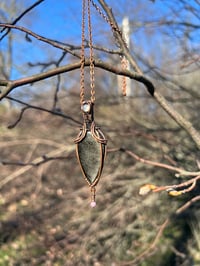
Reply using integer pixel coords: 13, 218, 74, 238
77, 131, 102, 184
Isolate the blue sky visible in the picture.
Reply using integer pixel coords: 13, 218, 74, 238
1, 0, 200, 82
20, 1, 85, 44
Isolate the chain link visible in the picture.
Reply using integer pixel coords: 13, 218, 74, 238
90, 0, 128, 96
87, 0, 95, 103
80, 0, 95, 105
121, 57, 128, 96
81, 0, 128, 104
90, 0, 127, 48
80, 0, 86, 105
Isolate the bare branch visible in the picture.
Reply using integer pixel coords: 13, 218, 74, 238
0, 145, 74, 189
121, 218, 170, 265
52, 52, 67, 110
0, 1, 199, 150
0, 59, 155, 100
97, 0, 200, 149
1, 155, 70, 167
123, 191, 200, 265
97, 0, 142, 73
7, 106, 29, 129
6, 96, 81, 126
1, 61, 199, 148
0, 23, 121, 57
0, 23, 80, 57
153, 91, 200, 149
140, 175, 200, 197
0, 0, 44, 41
118, 147, 200, 176
0, 138, 67, 149
176, 195, 200, 215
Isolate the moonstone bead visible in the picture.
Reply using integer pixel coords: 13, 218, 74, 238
81, 102, 91, 113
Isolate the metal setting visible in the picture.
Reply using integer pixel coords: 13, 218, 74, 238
74, 102, 107, 189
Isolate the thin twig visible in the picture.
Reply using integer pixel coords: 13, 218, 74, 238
0, 59, 154, 100
176, 195, 200, 215
7, 106, 29, 129
6, 96, 81, 126
121, 218, 170, 265
152, 176, 200, 193
122, 191, 200, 265
0, 23, 80, 57
0, 138, 67, 148
0, 0, 44, 41
120, 148, 200, 176
97, 0, 142, 73
52, 52, 67, 110
1, 155, 71, 167
97, 0, 200, 149
0, 145, 74, 189
1, 3, 200, 149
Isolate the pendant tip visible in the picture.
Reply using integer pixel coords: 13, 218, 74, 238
90, 201, 96, 208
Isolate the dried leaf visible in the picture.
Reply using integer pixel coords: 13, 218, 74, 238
139, 184, 157, 195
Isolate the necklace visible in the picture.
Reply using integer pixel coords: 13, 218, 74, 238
74, 0, 107, 208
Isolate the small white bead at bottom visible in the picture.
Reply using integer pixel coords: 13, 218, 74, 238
90, 201, 96, 208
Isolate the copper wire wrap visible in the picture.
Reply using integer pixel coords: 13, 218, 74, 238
90, 187, 96, 202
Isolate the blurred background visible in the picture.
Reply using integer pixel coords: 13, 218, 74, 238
0, 0, 200, 265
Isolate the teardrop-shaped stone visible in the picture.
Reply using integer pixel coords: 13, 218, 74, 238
77, 131, 104, 185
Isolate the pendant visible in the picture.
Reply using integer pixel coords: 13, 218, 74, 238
74, 101, 107, 207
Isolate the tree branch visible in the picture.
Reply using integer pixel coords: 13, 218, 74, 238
122, 192, 200, 265
0, 59, 155, 99
154, 91, 200, 149
118, 147, 200, 176
176, 195, 200, 215
1, 155, 70, 167
1, 2, 200, 149
0, 145, 74, 189
6, 96, 81, 126
1, 58, 199, 148
97, 0, 142, 73
97, 0, 200, 149
0, 23, 80, 57
0, 23, 121, 57
139, 175, 200, 197
0, 0, 44, 41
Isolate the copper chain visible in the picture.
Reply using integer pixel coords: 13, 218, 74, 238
121, 57, 128, 96
80, 0, 86, 105
80, 0, 128, 103
90, 0, 128, 96
90, 0, 126, 48
80, 0, 95, 105
87, 0, 95, 103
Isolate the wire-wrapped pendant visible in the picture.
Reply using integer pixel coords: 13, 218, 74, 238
74, 101, 107, 207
